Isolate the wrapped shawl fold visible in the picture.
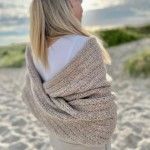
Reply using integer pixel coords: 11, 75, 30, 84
21, 36, 118, 147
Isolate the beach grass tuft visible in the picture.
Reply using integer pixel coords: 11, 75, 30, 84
123, 48, 150, 78
0, 44, 26, 68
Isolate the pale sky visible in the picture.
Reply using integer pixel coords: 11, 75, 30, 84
82, 0, 123, 11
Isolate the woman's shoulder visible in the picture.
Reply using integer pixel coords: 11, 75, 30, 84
62, 34, 98, 50
61, 34, 91, 58
66, 34, 90, 39
61, 34, 91, 44
63, 34, 91, 49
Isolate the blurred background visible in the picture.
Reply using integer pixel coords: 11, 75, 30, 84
0, 0, 150, 46
0, 0, 150, 150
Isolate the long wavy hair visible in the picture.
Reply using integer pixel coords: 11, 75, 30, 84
29, 0, 112, 70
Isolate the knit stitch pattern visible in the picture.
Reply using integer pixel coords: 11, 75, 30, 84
21, 36, 118, 147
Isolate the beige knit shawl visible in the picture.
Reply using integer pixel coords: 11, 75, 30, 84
21, 36, 118, 147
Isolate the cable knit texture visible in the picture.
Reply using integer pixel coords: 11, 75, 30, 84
21, 36, 118, 147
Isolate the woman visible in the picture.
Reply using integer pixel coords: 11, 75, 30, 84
23, 0, 117, 149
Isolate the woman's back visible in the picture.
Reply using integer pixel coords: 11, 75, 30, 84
33, 34, 90, 81
24, 0, 115, 149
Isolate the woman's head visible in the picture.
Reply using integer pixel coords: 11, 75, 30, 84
29, 0, 111, 69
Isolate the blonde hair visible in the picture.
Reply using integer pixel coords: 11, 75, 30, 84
29, 0, 111, 70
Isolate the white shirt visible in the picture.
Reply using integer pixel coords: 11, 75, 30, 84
33, 34, 90, 81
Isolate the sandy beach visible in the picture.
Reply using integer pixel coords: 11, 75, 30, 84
0, 38, 150, 150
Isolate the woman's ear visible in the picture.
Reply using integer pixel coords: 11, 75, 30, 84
68, 0, 74, 8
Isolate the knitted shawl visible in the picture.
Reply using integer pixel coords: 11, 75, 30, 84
21, 36, 118, 147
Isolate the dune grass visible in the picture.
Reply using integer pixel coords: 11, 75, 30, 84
0, 24, 149, 68
125, 25, 150, 37
92, 24, 150, 47
123, 48, 150, 78
0, 44, 26, 68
